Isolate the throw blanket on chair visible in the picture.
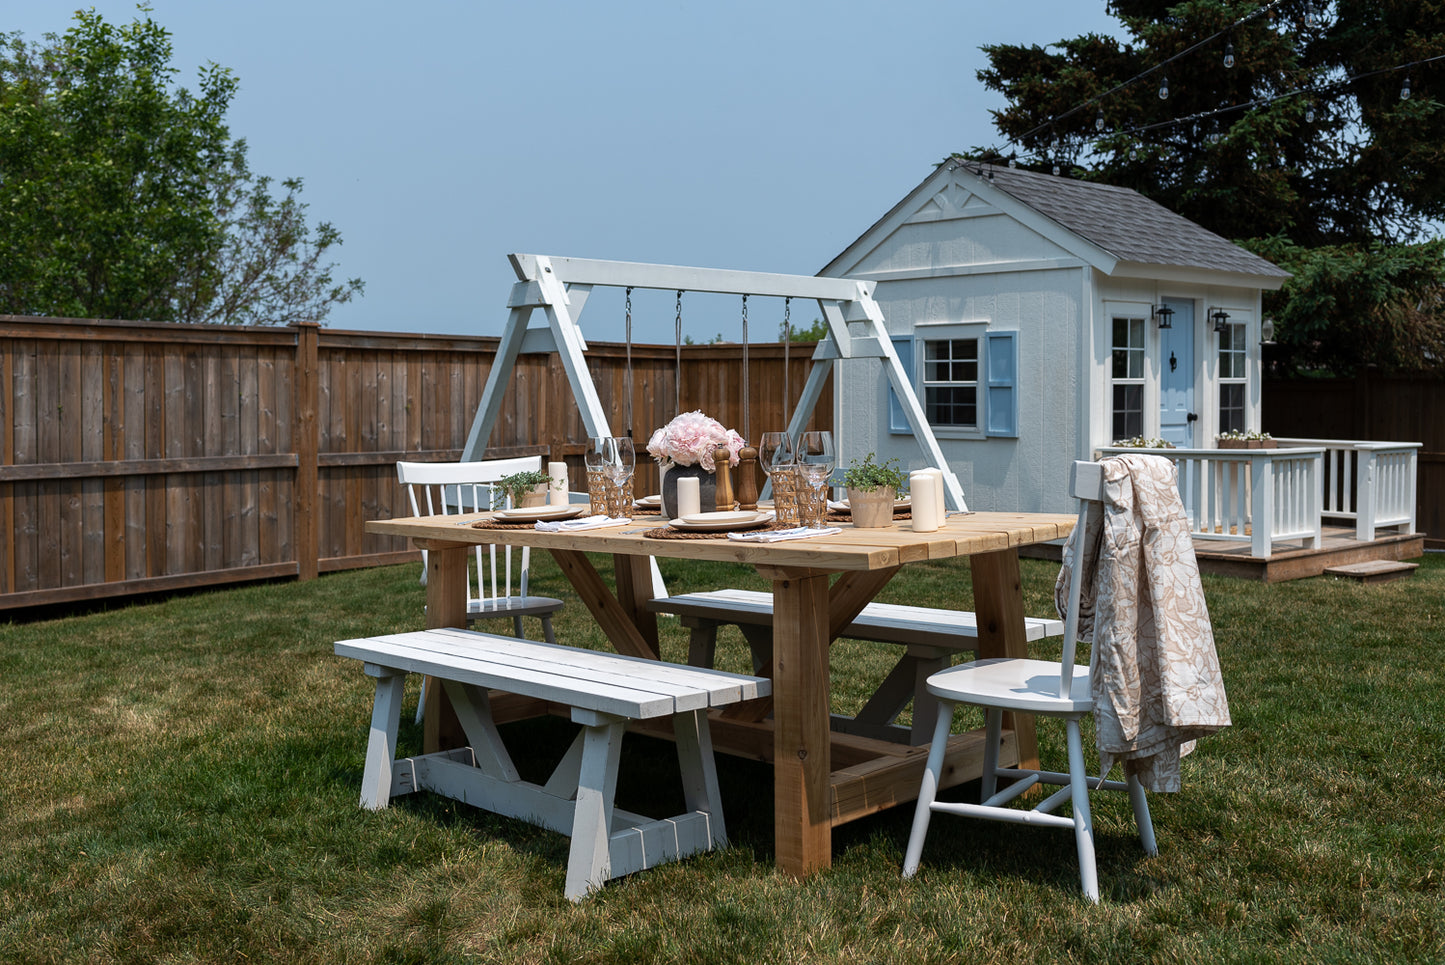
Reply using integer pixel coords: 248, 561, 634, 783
1055, 454, 1231, 792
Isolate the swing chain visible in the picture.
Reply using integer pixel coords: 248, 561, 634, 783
783, 297, 792, 424
741, 294, 749, 443
674, 290, 683, 414
624, 287, 634, 436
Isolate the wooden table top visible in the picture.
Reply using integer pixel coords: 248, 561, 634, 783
366, 511, 1076, 571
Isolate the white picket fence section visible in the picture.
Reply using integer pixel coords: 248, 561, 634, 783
1096, 446, 1325, 558
1273, 439, 1421, 541
1097, 441, 1421, 557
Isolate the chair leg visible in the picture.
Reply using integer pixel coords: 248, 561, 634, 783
1065, 718, 1099, 903
541, 615, 556, 644
981, 708, 1003, 801
1128, 770, 1158, 856
512, 614, 525, 638
902, 700, 956, 878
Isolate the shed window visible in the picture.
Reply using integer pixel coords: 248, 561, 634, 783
887, 326, 1017, 439
1218, 322, 1247, 433
1111, 316, 1145, 441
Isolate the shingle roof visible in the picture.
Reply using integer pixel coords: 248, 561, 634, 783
969, 162, 1290, 279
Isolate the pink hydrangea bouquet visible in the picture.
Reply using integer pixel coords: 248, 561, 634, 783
646, 410, 744, 472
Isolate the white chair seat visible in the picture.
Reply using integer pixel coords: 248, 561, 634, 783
468, 595, 565, 619
925, 657, 1092, 715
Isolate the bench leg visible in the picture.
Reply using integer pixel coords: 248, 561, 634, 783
673, 708, 727, 848
566, 714, 627, 902
686, 623, 719, 668
440, 679, 519, 781
360, 668, 407, 810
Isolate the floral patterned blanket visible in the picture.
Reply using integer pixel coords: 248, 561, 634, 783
1055, 454, 1231, 792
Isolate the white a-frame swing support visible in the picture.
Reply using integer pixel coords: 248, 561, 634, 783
462, 254, 967, 511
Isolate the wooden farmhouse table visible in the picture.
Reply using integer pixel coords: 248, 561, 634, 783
364, 510, 1075, 878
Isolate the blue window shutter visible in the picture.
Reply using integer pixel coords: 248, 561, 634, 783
984, 331, 1018, 438
887, 336, 915, 435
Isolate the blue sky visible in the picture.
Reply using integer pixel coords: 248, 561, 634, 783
10, 2, 1123, 343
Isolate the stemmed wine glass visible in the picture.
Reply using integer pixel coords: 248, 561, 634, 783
584, 437, 609, 514
604, 436, 635, 516
758, 431, 797, 526
794, 430, 835, 528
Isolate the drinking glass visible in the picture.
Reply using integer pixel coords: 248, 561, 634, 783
605, 436, 636, 516
758, 431, 798, 526
795, 430, 835, 528
584, 437, 609, 514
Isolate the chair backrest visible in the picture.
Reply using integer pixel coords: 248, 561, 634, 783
396, 456, 546, 606
1058, 460, 1108, 698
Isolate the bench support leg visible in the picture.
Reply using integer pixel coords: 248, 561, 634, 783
360, 668, 407, 810
673, 708, 728, 848
566, 715, 626, 901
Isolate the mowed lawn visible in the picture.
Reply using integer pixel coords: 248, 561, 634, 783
1, 549, 1441, 964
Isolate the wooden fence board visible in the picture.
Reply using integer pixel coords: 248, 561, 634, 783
0, 315, 834, 610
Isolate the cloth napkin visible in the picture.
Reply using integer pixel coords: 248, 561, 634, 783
534, 515, 631, 532
726, 526, 843, 543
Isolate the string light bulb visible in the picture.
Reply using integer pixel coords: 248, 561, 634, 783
1053, 161, 1062, 176
1159, 75, 1170, 100
1224, 42, 1235, 69
1305, 104, 1316, 123
1096, 108, 1106, 132
1401, 75, 1412, 100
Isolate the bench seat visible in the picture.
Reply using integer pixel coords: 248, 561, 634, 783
647, 589, 1063, 745
335, 627, 770, 901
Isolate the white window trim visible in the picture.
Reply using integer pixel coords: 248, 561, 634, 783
1109, 314, 1148, 443
913, 320, 989, 440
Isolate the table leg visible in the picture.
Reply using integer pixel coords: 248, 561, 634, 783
613, 553, 660, 658
419, 540, 469, 754
969, 547, 1040, 772
770, 569, 832, 876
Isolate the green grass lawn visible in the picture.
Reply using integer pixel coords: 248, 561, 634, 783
1, 551, 1442, 964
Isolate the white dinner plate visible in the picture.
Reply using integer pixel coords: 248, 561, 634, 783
668, 511, 770, 532
634, 495, 663, 509
494, 505, 584, 522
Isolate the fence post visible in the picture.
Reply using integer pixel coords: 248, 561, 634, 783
1356, 447, 1378, 542
294, 321, 320, 580
1250, 454, 1274, 558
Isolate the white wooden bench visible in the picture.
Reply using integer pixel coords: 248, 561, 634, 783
646, 588, 1063, 744
335, 627, 770, 901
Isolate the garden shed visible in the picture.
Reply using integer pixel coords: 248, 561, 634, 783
821, 159, 1291, 514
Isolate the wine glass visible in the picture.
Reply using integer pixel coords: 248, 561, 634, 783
758, 431, 797, 526
584, 437, 609, 514
605, 436, 635, 515
795, 430, 835, 528
757, 431, 794, 472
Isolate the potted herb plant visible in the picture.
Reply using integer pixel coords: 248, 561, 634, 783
842, 452, 905, 528
1216, 430, 1277, 449
498, 469, 551, 508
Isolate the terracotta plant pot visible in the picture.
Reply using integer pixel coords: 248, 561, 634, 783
848, 486, 895, 528
517, 485, 548, 507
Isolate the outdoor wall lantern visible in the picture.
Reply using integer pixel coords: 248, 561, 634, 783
1261, 317, 1276, 345
1211, 308, 1231, 333
1153, 304, 1175, 329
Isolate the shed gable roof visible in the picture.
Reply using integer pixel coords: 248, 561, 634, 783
965, 162, 1289, 279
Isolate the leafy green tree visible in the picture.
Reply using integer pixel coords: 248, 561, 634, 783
780, 317, 828, 342
970, 0, 1445, 375
0, 9, 361, 324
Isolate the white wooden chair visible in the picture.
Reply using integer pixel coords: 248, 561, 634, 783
396, 458, 565, 641
901, 460, 1157, 902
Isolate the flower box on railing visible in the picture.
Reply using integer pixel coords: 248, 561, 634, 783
1217, 438, 1278, 449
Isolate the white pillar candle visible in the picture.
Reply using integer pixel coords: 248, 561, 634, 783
926, 467, 947, 519
910, 471, 939, 532
548, 461, 569, 505
677, 476, 701, 518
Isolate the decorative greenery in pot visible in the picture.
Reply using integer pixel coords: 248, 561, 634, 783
498, 470, 551, 507
1112, 436, 1176, 449
1216, 430, 1277, 449
842, 453, 905, 528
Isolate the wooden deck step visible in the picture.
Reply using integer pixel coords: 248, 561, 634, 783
1324, 560, 1419, 584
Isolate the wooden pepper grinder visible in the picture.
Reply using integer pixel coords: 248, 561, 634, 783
735, 445, 759, 511
714, 445, 735, 511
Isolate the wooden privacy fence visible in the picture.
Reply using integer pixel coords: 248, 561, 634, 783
0, 315, 830, 611
1263, 369, 1444, 549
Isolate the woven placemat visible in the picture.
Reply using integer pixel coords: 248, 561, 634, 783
825, 510, 913, 522
642, 522, 777, 540
470, 518, 544, 530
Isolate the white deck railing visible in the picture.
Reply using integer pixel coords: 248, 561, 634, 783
1273, 439, 1420, 541
1095, 446, 1325, 558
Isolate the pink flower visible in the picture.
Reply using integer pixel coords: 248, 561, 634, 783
645, 411, 742, 472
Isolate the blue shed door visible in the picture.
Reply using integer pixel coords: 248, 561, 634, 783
1158, 300, 1196, 448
